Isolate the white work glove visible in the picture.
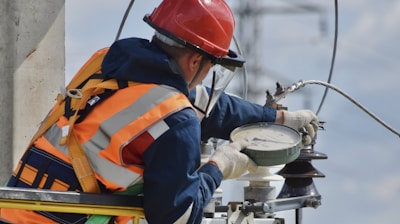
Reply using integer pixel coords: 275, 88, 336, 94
209, 139, 257, 180
281, 110, 319, 145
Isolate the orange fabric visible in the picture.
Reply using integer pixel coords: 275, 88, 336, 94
115, 216, 136, 224
67, 131, 100, 193
67, 48, 109, 89
12, 162, 71, 191
0, 209, 58, 224
13, 162, 36, 186
34, 136, 72, 164
32, 109, 71, 163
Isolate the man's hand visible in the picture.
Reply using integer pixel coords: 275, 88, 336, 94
209, 139, 257, 180
278, 110, 319, 145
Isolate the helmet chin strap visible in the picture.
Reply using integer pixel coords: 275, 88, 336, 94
188, 57, 208, 90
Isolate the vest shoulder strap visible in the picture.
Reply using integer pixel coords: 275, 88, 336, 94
28, 48, 133, 193
67, 47, 109, 90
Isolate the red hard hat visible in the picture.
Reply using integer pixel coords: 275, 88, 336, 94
144, 0, 245, 67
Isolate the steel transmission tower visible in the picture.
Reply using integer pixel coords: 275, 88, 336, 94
232, 0, 326, 104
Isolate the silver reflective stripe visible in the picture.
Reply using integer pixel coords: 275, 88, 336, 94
85, 148, 143, 187
147, 120, 169, 140
44, 124, 68, 155
85, 85, 181, 153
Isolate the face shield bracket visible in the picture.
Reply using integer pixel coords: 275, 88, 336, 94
193, 64, 238, 118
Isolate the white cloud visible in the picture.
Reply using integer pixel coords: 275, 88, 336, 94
371, 175, 400, 202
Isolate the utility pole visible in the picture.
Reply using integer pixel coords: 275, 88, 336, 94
0, 0, 65, 184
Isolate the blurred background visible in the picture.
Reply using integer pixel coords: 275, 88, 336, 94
66, 1, 400, 223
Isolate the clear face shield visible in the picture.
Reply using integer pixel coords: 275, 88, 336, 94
195, 64, 237, 118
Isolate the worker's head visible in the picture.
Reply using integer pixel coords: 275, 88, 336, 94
144, 0, 245, 90
151, 33, 214, 90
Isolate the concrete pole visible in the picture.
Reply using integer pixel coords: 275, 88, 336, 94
0, 0, 65, 185
0, 1, 15, 185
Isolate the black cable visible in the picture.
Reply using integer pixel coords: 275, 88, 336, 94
315, 0, 338, 115
282, 80, 400, 137
115, 0, 136, 41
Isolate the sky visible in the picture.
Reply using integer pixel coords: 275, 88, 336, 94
66, 1, 400, 223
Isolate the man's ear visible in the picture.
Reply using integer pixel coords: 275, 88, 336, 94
188, 53, 203, 72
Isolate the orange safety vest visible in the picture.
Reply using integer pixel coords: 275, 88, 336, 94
0, 49, 193, 224
36, 83, 192, 190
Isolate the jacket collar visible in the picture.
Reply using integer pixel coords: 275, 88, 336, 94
101, 38, 190, 96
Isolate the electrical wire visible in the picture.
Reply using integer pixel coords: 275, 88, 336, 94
315, 0, 338, 115
115, 0, 136, 41
284, 80, 400, 138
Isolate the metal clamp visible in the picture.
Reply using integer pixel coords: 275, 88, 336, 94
66, 89, 83, 99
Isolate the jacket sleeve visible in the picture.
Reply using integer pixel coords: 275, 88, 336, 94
141, 108, 223, 224
189, 87, 277, 140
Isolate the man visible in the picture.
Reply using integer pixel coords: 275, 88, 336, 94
0, 0, 318, 223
